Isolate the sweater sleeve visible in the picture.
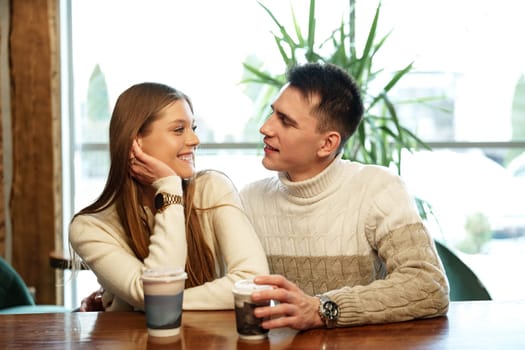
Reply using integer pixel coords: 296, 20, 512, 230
183, 171, 270, 310
69, 175, 186, 311
327, 176, 449, 326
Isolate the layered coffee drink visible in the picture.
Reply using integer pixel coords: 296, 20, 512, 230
142, 267, 187, 337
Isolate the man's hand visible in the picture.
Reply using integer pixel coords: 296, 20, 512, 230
79, 288, 105, 312
251, 274, 324, 331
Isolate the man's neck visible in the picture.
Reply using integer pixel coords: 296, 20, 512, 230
286, 154, 338, 182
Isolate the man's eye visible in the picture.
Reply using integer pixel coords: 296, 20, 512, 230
192, 125, 197, 132
278, 115, 290, 126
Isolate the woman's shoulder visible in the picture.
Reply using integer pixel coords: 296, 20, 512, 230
195, 169, 237, 189
69, 205, 119, 239
192, 169, 240, 206
71, 203, 117, 223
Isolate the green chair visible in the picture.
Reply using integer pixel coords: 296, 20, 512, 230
434, 240, 492, 301
0, 256, 69, 314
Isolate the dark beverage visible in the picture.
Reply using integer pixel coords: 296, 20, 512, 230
234, 301, 269, 337
232, 279, 273, 340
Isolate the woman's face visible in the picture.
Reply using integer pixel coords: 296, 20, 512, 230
139, 99, 199, 179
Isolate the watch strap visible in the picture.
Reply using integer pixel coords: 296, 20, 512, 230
155, 192, 183, 213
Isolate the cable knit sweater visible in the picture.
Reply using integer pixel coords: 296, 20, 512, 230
69, 170, 269, 311
240, 157, 449, 327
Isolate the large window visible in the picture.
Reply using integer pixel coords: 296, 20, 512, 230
62, 0, 525, 308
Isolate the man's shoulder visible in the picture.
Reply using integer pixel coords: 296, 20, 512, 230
344, 160, 399, 180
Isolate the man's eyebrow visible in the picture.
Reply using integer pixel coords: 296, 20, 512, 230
270, 102, 299, 126
276, 110, 298, 127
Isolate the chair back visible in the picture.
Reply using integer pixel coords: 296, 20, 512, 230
0, 257, 35, 309
434, 240, 492, 301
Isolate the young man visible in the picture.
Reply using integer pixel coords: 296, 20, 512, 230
240, 63, 449, 331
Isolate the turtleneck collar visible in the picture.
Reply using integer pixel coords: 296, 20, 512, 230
277, 153, 346, 199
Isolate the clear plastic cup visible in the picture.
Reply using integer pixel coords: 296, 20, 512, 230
232, 279, 273, 340
141, 267, 187, 337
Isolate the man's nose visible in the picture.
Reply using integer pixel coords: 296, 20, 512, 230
260, 114, 275, 136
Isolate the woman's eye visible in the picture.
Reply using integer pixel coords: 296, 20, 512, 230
192, 125, 197, 132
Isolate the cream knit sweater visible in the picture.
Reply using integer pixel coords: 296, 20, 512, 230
240, 157, 449, 327
69, 170, 269, 311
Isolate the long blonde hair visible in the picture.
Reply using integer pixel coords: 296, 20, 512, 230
74, 82, 216, 288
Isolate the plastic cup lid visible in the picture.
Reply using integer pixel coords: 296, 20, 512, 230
141, 266, 187, 282
232, 279, 273, 295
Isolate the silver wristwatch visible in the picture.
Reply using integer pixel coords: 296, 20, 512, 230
317, 294, 339, 328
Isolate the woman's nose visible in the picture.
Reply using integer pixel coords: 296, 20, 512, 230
188, 129, 200, 147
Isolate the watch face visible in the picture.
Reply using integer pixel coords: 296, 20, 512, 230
323, 301, 339, 320
154, 193, 164, 210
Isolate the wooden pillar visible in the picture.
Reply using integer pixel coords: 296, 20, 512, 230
9, 0, 61, 305
0, 0, 8, 258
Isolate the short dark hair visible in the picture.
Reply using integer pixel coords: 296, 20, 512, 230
286, 63, 364, 153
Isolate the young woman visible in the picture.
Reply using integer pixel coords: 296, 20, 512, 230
69, 82, 269, 311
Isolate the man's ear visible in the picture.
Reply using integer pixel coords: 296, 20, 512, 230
318, 131, 341, 158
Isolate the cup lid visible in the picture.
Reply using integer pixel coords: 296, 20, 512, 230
232, 279, 273, 295
141, 266, 187, 281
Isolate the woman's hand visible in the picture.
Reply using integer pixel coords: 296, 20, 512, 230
79, 288, 105, 312
129, 140, 176, 185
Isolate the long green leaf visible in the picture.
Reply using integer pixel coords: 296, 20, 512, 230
355, 1, 381, 80
370, 31, 392, 58
383, 62, 414, 92
291, 5, 305, 46
348, 0, 357, 58
257, 1, 298, 48
274, 36, 293, 66
307, 0, 316, 52
241, 63, 284, 87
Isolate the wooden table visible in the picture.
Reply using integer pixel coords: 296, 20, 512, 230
1, 301, 524, 349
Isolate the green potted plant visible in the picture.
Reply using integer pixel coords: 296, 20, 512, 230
241, 0, 436, 219
242, 0, 429, 174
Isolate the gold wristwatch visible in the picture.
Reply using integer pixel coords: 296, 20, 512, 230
154, 192, 183, 213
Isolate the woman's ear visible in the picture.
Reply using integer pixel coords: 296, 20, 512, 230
317, 131, 341, 158
130, 138, 142, 158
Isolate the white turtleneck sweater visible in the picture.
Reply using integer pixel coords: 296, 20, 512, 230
240, 157, 449, 327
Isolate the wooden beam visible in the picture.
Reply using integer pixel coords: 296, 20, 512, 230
9, 0, 61, 305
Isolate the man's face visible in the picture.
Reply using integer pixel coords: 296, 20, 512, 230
259, 84, 329, 181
